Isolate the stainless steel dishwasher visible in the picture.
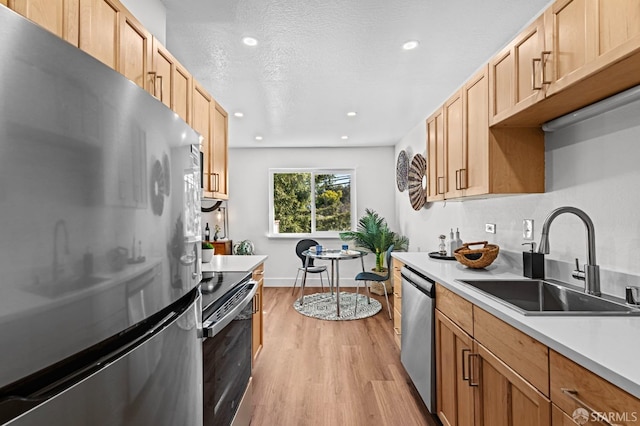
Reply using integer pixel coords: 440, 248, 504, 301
401, 266, 436, 412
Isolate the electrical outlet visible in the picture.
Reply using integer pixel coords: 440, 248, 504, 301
523, 219, 534, 240
485, 223, 496, 234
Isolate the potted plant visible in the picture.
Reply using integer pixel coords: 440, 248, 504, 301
339, 209, 409, 294
202, 241, 214, 263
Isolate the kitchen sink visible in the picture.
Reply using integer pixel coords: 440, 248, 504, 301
456, 279, 640, 316
24, 276, 108, 298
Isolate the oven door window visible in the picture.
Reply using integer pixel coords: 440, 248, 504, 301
203, 299, 252, 425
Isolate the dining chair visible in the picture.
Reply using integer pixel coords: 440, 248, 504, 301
354, 244, 394, 319
292, 239, 331, 295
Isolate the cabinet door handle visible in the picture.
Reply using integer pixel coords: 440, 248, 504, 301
148, 71, 158, 97
561, 388, 617, 426
469, 353, 480, 387
157, 75, 164, 102
393, 327, 401, 336
455, 170, 460, 190
461, 348, 471, 381
541, 51, 551, 85
531, 58, 543, 90
459, 168, 467, 189
437, 176, 445, 194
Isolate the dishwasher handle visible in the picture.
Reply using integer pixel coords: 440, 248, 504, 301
401, 266, 435, 298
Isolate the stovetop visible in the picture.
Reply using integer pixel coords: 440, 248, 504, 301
199, 271, 252, 313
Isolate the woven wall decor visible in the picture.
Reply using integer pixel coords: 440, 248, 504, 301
396, 150, 409, 192
408, 153, 427, 210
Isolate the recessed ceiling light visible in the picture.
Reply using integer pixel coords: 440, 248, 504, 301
402, 40, 419, 50
242, 37, 258, 46
346, 111, 357, 117
255, 135, 263, 141
234, 112, 244, 118
341, 136, 349, 140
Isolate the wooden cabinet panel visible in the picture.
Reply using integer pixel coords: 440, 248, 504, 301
1, 1, 8, 7
79, 0, 121, 70
473, 307, 549, 396
462, 67, 489, 197
392, 307, 401, 348
597, 0, 640, 55
193, 80, 213, 196
435, 310, 475, 426
211, 240, 231, 255
426, 108, 445, 202
211, 102, 229, 199
489, 15, 545, 125
252, 263, 265, 362
173, 63, 192, 124
151, 38, 193, 125
392, 258, 404, 349
436, 284, 473, 336
475, 342, 551, 426
550, 350, 640, 425
9, 0, 79, 45
444, 91, 463, 200
120, 10, 151, 91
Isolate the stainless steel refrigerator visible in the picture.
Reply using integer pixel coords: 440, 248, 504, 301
0, 6, 203, 425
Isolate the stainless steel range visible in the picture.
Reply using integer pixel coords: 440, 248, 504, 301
200, 271, 257, 426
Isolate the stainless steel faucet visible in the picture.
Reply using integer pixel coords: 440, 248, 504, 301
537, 206, 601, 296
53, 219, 69, 282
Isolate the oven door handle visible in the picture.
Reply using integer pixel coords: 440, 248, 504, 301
201, 281, 258, 338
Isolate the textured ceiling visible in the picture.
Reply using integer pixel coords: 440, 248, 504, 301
161, 0, 551, 148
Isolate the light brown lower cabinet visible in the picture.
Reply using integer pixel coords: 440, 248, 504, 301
392, 259, 404, 349
435, 283, 640, 426
474, 342, 550, 426
251, 263, 264, 363
435, 309, 475, 426
435, 309, 550, 426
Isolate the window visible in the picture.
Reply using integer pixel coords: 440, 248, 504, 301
269, 168, 356, 237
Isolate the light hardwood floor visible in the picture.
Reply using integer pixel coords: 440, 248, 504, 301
251, 287, 439, 426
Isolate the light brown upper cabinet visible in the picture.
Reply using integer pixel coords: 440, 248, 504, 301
78, 0, 122, 70
8, 0, 79, 45
426, 108, 445, 202
490, 0, 640, 126
192, 80, 214, 197
462, 69, 489, 198
544, 0, 640, 98
444, 91, 464, 200
211, 102, 229, 199
488, 15, 546, 126
151, 38, 193, 125
427, 66, 544, 201
119, 9, 151, 92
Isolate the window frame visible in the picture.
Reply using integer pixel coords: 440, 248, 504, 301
268, 168, 357, 238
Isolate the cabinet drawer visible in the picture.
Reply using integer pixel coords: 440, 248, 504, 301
473, 307, 549, 396
435, 284, 473, 336
550, 350, 640, 424
393, 307, 401, 349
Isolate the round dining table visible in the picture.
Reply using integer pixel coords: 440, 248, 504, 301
297, 248, 367, 317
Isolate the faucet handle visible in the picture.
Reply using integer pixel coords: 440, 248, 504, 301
572, 258, 585, 281
626, 286, 640, 305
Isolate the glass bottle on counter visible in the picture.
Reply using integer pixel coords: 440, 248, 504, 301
204, 223, 210, 241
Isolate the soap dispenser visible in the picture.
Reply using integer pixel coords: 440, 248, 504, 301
522, 242, 544, 279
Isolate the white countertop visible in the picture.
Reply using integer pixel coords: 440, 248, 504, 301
392, 252, 640, 399
202, 255, 268, 273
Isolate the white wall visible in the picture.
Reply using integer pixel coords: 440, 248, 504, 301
395, 95, 640, 298
120, 0, 166, 44
220, 146, 398, 286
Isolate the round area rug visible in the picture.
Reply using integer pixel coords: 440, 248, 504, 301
294, 292, 382, 321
